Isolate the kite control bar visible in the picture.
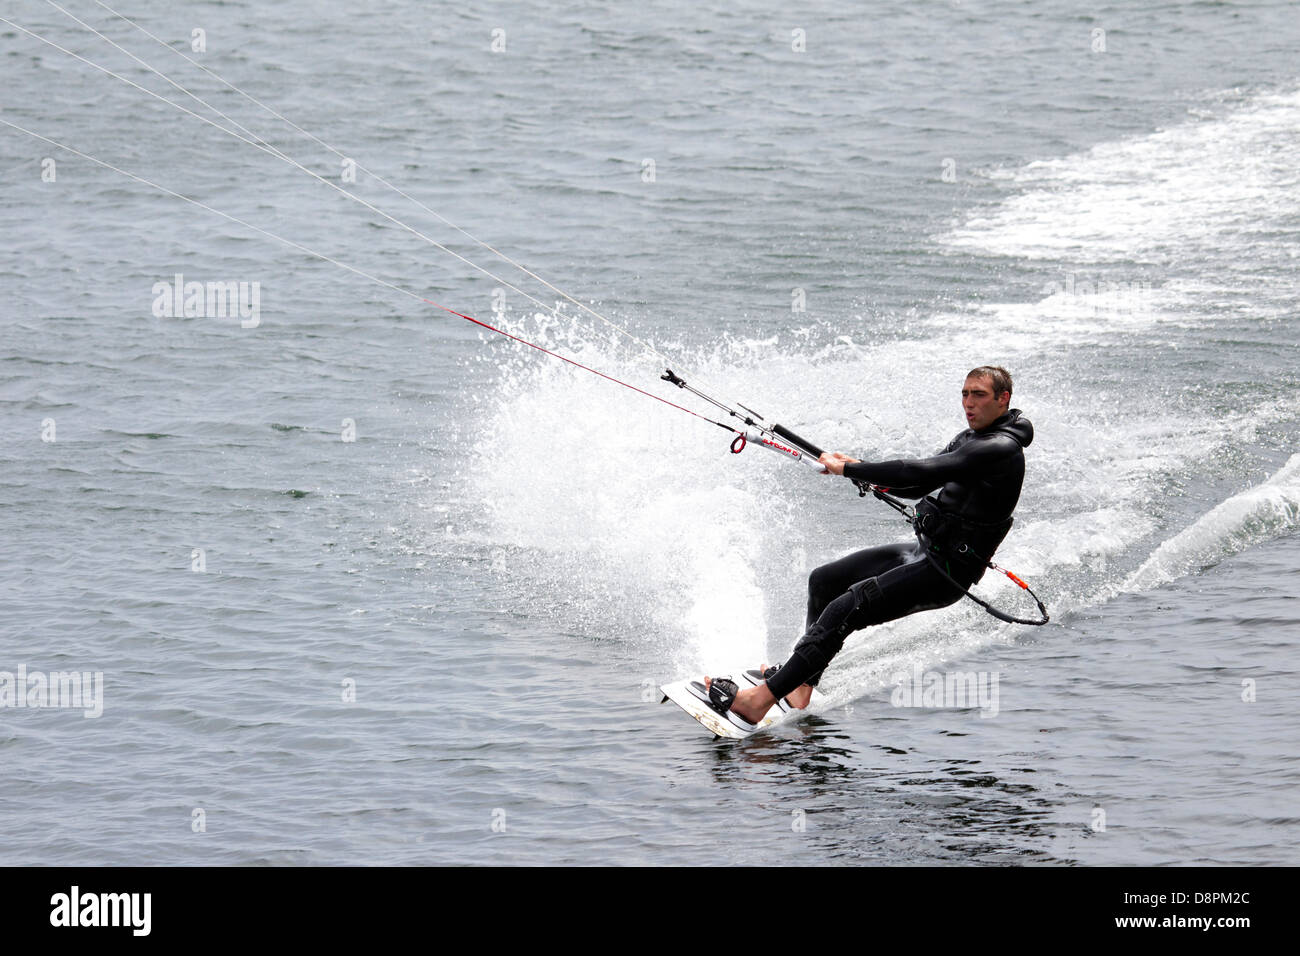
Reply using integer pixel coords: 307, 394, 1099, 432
771, 423, 824, 459
662, 368, 902, 503
736, 429, 825, 470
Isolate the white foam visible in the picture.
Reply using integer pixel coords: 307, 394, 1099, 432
1126, 453, 1300, 593
944, 88, 1300, 263
463, 315, 786, 671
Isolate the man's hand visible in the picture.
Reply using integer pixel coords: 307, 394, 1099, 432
818, 452, 861, 476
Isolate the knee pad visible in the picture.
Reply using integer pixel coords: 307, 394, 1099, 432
828, 577, 884, 636
792, 577, 886, 675
847, 577, 883, 614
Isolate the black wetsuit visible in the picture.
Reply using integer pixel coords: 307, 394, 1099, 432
763, 409, 1035, 701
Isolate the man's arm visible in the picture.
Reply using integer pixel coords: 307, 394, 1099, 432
831, 436, 1017, 493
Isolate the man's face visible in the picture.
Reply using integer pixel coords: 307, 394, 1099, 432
962, 374, 1009, 431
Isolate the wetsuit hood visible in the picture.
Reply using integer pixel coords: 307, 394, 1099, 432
978, 408, 1033, 448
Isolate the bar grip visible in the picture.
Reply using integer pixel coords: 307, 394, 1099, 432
772, 423, 823, 459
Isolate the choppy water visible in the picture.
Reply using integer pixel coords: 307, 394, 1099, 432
2, 0, 1297, 865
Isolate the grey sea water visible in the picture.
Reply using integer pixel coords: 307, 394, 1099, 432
1, 0, 1298, 865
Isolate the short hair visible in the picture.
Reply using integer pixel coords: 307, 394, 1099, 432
966, 365, 1013, 398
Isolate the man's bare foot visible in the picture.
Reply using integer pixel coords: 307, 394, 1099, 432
784, 684, 814, 709
759, 663, 814, 710
703, 675, 776, 725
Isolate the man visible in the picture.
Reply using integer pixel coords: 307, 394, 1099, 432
705, 365, 1033, 725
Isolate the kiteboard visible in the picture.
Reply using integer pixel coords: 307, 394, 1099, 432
659, 668, 823, 740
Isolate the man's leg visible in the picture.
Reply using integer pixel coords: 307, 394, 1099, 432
763, 547, 968, 704
796, 543, 916, 691
709, 543, 933, 723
